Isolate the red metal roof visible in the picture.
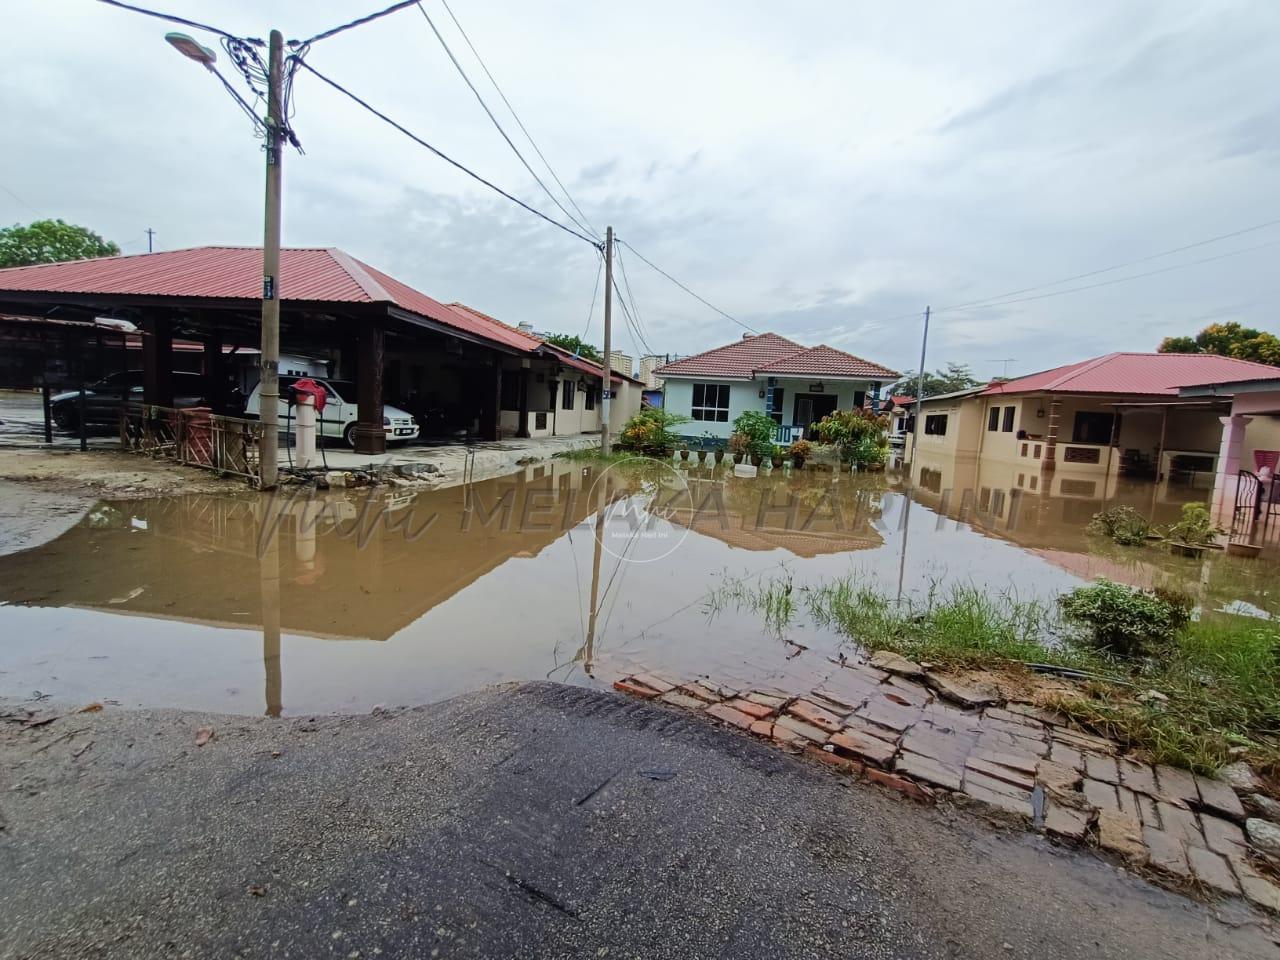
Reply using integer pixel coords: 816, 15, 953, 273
755, 343, 899, 379
0, 247, 545, 355
980, 352, 1280, 397
654, 333, 897, 380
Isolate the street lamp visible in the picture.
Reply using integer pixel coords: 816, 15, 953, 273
164, 32, 217, 69
162, 27, 285, 489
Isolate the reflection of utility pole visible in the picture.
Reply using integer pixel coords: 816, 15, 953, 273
259, 501, 283, 718
895, 495, 913, 606
583, 474, 608, 674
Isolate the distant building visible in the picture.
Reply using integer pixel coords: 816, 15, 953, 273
639, 355, 666, 389
609, 350, 634, 378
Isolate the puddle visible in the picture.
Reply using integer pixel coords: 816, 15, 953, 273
1, 458, 1277, 716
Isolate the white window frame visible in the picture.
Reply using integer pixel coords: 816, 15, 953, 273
691, 382, 730, 422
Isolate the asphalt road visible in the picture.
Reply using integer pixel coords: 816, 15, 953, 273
1, 683, 1275, 959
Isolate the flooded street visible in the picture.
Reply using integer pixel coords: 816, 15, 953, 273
1, 458, 1277, 716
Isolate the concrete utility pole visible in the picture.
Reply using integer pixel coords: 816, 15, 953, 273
909, 305, 930, 473
258, 29, 285, 490
145, 227, 155, 253
600, 226, 614, 455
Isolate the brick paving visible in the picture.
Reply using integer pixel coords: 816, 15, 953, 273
613, 655, 1280, 916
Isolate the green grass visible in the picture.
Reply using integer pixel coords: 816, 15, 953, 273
552, 448, 636, 463
706, 573, 1280, 774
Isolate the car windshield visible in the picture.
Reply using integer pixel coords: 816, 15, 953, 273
326, 380, 359, 403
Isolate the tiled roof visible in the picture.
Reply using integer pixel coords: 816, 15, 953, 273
980, 352, 1280, 397
654, 333, 896, 380
0, 246, 546, 355
755, 344, 899, 379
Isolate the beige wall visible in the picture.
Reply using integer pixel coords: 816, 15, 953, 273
903, 395, 984, 460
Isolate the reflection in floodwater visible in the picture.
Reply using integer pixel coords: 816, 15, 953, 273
0, 457, 1276, 715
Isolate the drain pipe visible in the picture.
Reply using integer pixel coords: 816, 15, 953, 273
295, 392, 316, 469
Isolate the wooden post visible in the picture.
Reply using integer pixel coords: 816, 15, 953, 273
353, 318, 386, 455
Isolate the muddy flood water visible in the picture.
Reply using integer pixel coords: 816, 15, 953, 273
2, 457, 1277, 716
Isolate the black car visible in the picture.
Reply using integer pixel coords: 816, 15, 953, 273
50, 371, 209, 429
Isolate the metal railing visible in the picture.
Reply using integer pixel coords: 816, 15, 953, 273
120, 403, 263, 484
1231, 469, 1279, 544
774, 424, 804, 444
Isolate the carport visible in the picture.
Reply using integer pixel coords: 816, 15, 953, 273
0, 246, 538, 455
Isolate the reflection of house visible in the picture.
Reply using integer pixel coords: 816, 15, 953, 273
0, 464, 602, 642
655, 333, 899, 443
905, 353, 1280, 501
664, 473, 885, 557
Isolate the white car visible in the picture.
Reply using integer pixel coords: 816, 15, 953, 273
244, 376, 419, 448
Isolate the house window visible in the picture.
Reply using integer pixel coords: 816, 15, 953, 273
924, 413, 948, 436
987, 407, 1000, 431
1072, 411, 1115, 445
691, 382, 730, 422
766, 386, 784, 425
1002, 406, 1015, 432
584, 386, 596, 411
562, 380, 576, 410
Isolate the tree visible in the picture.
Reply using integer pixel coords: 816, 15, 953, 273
542, 332, 601, 363
891, 362, 981, 398
1158, 322, 1280, 367
0, 219, 121, 268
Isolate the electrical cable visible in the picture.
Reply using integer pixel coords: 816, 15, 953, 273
290, 0, 420, 48
613, 244, 654, 354
580, 251, 604, 343
294, 59, 602, 248
95, 0, 255, 43
436, 0, 599, 238
612, 274, 653, 359
868, 214, 1280, 327
615, 238, 758, 334
416, 2, 597, 240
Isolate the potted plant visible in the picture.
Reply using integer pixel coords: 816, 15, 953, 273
788, 438, 812, 469
728, 431, 750, 464
1163, 502, 1218, 557
679, 443, 690, 461
732, 411, 778, 471
713, 445, 725, 464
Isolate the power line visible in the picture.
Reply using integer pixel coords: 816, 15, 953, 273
613, 244, 654, 352
437, 0, 598, 238
945, 237, 1280, 313
293, 59, 600, 247
414, 2, 596, 240
96, 0, 255, 43
289, 0, 419, 48
870, 214, 1280, 327
615, 239, 758, 334
612, 274, 654, 358
580, 250, 603, 343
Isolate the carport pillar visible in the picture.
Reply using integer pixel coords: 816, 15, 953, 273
353, 319, 386, 455
517, 368, 531, 438
484, 363, 501, 441
204, 328, 225, 413
142, 316, 174, 407
1212, 414, 1252, 526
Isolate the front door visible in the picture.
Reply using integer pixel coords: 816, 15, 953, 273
793, 393, 837, 431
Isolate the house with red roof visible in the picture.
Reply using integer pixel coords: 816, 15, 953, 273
0, 246, 641, 451
653, 333, 899, 443
904, 351, 1280, 505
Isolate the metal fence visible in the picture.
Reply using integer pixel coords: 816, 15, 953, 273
120, 403, 263, 484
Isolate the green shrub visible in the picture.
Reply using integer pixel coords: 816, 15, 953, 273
616, 409, 688, 457
731, 410, 778, 459
811, 408, 889, 465
1087, 505, 1151, 546
1059, 580, 1185, 657
1164, 502, 1218, 546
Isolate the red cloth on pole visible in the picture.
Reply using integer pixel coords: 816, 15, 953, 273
290, 378, 327, 412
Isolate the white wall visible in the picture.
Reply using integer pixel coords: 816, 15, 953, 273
663, 376, 874, 440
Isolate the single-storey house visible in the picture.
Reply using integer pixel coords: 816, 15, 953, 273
904, 351, 1280, 502
0, 246, 641, 450
654, 332, 899, 443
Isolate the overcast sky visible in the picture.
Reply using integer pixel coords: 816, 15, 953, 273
2, 0, 1277, 380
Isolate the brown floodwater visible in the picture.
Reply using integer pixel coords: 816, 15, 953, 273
1, 457, 1276, 716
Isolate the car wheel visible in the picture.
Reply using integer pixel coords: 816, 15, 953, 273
52, 407, 76, 430
343, 422, 359, 449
